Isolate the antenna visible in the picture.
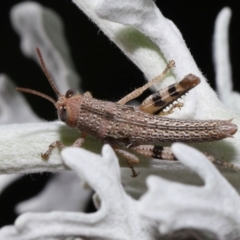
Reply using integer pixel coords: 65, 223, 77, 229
16, 47, 60, 105
36, 47, 61, 96
16, 87, 56, 105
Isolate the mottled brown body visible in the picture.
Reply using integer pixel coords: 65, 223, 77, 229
17, 49, 238, 177
77, 97, 234, 147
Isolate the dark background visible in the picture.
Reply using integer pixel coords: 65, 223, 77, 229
1, 0, 240, 121
0, 0, 240, 228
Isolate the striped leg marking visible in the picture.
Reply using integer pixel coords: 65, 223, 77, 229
131, 145, 177, 161
139, 74, 200, 115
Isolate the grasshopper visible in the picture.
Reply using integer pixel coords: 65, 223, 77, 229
17, 48, 237, 177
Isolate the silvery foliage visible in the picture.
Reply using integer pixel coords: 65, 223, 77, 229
0, 1, 240, 239
0, 1, 91, 215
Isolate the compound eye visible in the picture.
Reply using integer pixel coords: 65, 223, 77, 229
65, 89, 79, 98
59, 105, 68, 122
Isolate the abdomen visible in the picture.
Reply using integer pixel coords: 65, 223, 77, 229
77, 97, 237, 147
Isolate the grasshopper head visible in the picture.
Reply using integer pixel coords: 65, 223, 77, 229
16, 47, 83, 128
55, 89, 83, 127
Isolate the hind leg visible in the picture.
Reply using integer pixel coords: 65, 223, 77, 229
113, 144, 177, 177
131, 145, 177, 161
138, 74, 200, 115
131, 144, 240, 172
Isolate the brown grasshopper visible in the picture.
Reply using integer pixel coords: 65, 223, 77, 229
17, 48, 237, 177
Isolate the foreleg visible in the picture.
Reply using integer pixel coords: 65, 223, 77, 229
41, 141, 65, 160
41, 133, 87, 159
114, 148, 140, 177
